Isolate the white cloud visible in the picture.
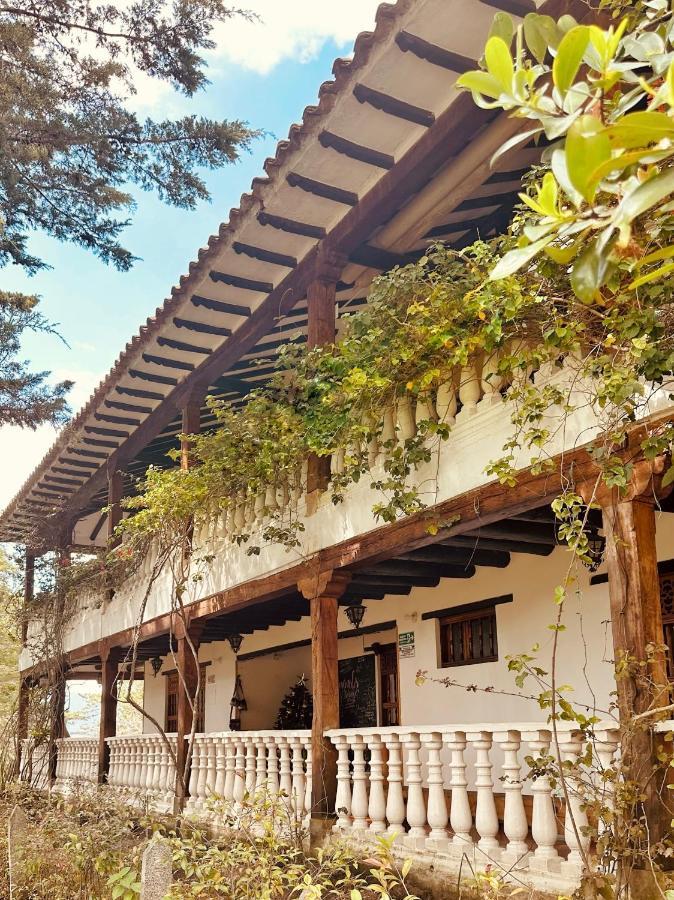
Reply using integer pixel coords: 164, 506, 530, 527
210, 0, 382, 75
0, 369, 103, 514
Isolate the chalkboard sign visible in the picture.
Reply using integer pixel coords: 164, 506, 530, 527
339, 654, 377, 728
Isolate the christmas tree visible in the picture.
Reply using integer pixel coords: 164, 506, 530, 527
275, 674, 313, 729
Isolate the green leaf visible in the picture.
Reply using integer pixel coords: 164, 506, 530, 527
570, 239, 611, 302
662, 466, 674, 489
566, 115, 611, 202
490, 234, 555, 280
606, 111, 674, 150
614, 168, 674, 245
487, 12, 514, 49
484, 36, 514, 92
523, 13, 560, 63
456, 70, 503, 99
552, 25, 590, 97
628, 261, 674, 290
402, 859, 413, 878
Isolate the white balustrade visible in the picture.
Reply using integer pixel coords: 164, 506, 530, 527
54, 738, 98, 792
106, 734, 177, 810
325, 723, 619, 886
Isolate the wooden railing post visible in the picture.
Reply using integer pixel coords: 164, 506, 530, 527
582, 458, 671, 852
305, 250, 347, 506
179, 391, 204, 471
98, 646, 122, 783
298, 569, 351, 840
106, 467, 124, 549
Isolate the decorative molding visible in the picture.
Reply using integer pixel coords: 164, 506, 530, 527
421, 594, 513, 621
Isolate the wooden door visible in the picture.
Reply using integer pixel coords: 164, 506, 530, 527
378, 643, 400, 727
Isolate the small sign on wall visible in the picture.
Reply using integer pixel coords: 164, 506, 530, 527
398, 631, 415, 658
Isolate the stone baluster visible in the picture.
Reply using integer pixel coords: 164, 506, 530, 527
290, 736, 307, 819
300, 735, 312, 820
403, 732, 427, 847
423, 731, 450, 849
255, 735, 268, 796
332, 733, 352, 831
415, 393, 436, 430
157, 740, 170, 805
594, 727, 620, 838
134, 739, 146, 792
205, 735, 219, 804
264, 483, 278, 518
223, 735, 236, 803
187, 738, 201, 811
214, 737, 227, 799
384, 733, 406, 840
525, 730, 561, 873
350, 735, 369, 831
331, 448, 345, 476
254, 491, 265, 524
119, 738, 131, 789
107, 740, 118, 787
435, 380, 457, 425
366, 733, 387, 833
479, 351, 504, 407
232, 738, 246, 807
166, 738, 177, 801
496, 729, 530, 869
446, 730, 474, 856
560, 732, 590, 877
470, 730, 500, 861
380, 408, 396, 456
242, 736, 256, 797
279, 737, 293, 802
265, 735, 280, 796
396, 395, 416, 441
144, 739, 156, 797
457, 363, 481, 419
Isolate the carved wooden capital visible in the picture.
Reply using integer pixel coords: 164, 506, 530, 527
297, 569, 351, 601
579, 456, 667, 509
313, 247, 347, 286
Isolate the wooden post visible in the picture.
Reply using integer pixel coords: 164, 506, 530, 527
305, 251, 346, 502
48, 668, 66, 784
180, 393, 203, 471
583, 459, 671, 851
298, 570, 351, 839
16, 679, 29, 779
174, 620, 204, 809
107, 467, 124, 548
22, 551, 34, 646
98, 647, 122, 783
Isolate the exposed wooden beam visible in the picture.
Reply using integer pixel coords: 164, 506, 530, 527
319, 131, 394, 169
90, 513, 107, 542
353, 83, 435, 127
143, 352, 194, 373
173, 316, 233, 337
209, 271, 273, 294
286, 172, 359, 207
464, 522, 556, 545
398, 546, 510, 568
157, 336, 212, 355
95, 413, 142, 427
257, 210, 326, 239
348, 244, 416, 271
84, 425, 129, 439
128, 368, 177, 386
105, 399, 153, 414
482, 0, 535, 15
366, 560, 476, 580
50, 468, 88, 480
395, 30, 476, 72
43, 475, 83, 488
440, 535, 554, 556
191, 295, 251, 318
58, 457, 99, 469
116, 385, 165, 401
232, 241, 297, 268
82, 437, 119, 449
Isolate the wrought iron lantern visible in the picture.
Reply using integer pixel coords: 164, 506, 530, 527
229, 674, 247, 731
150, 656, 163, 678
584, 529, 606, 573
227, 633, 244, 655
345, 603, 366, 632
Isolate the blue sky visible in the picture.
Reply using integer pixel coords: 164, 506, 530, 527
0, 1, 381, 509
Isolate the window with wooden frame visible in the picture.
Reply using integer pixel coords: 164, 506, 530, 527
438, 606, 498, 667
165, 665, 207, 733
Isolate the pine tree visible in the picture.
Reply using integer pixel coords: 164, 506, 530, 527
275, 675, 313, 730
0, 0, 256, 428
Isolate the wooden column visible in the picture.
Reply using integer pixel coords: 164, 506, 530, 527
305, 251, 346, 501
299, 570, 351, 836
48, 668, 66, 783
106, 467, 124, 548
22, 551, 35, 646
98, 647, 122, 783
174, 620, 204, 809
180, 392, 203, 471
584, 460, 671, 848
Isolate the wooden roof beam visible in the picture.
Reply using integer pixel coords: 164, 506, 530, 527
353, 83, 435, 127
395, 30, 476, 72
319, 131, 394, 170
257, 210, 326, 239
156, 336, 212, 356
232, 241, 297, 268
191, 295, 251, 318
116, 385, 165, 401
208, 271, 273, 293
128, 368, 177, 387
173, 316, 232, 337
286, 172, 359, 206
95, 412, 142, 426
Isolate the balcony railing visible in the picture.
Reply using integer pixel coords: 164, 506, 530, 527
54, 737, 98, 790
107, 734, 178, 811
